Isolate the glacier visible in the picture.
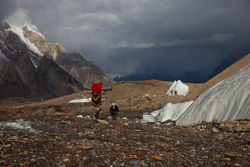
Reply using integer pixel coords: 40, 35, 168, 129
176, 64, 250, 126
143, 101, 193, 123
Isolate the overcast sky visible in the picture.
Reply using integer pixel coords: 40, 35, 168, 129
1, 0, 250, 76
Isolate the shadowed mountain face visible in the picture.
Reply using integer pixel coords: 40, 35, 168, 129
36, 56, 84, 97
21, 24, 112, 89
0, 59, 31, 98
0, 51, 83, 98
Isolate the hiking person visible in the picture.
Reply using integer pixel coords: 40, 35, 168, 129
110, 103, 119, 120
91, 82, 103, 119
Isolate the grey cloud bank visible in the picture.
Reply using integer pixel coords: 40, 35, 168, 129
0, 0, 17, 22
2, 0, 250, 78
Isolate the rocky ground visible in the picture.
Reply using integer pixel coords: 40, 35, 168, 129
0, 79, 249, 167
0, 107, 249, 167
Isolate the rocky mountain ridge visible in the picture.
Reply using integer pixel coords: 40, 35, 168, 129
20, 23, 112, 89
0, 22, 112, 98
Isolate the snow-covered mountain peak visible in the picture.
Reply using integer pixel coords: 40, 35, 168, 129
1, 21, 113, 90
22, 22, 45, 39
8, 23, 43, 57
7, 22, 68, 60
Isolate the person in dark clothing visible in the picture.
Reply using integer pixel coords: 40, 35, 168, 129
110, 103, 119, 120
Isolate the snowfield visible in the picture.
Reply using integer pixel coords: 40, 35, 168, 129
176, 64, 250, 126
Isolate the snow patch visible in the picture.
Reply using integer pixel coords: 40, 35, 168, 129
69, 98, 91, 103
0, 119, 41, 134
28, 54, 39, 68
176, 64, 250, 126
0, 119, 62, 135
9, 24, 43, 57
166, 80, 189, 96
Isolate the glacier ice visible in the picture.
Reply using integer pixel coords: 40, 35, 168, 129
176, 64, 250, 126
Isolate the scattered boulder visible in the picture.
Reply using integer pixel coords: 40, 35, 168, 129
212, 127, 219, 133
96, 119, 109, 125
126, 160, 148, 167
76, 115, 83, 118
89, 150, 99, 158
143, 94, 151, 100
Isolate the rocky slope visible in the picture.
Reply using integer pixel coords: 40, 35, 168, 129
35, 56, 83, 97
0, 58, 31, 98
0, 51, 83, 98
202, 53, 250, 92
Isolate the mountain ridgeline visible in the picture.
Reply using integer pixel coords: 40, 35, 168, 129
0, 22, 112, 98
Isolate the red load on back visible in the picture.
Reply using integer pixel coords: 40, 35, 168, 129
91, 82, 102, 95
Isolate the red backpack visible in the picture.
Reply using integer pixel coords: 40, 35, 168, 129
91, 82, 102, 95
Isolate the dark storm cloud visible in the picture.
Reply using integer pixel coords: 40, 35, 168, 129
5, 0, 250, 75
0, 0, 17, 21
